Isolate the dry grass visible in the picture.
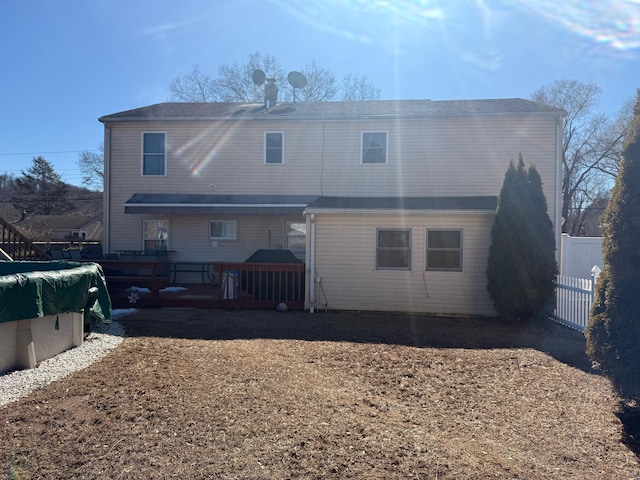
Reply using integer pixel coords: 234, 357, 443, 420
1, 309, 639, 479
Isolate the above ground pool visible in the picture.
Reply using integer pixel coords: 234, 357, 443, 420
0, 260, 112, 373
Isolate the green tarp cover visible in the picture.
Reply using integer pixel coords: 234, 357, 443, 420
0, 261, 112, 324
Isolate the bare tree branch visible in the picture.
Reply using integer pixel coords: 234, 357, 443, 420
77, 144, 104, 191
169, 65, 217, 102
340, 74, 381, 101
531, 78, 633, 234
169, 53, 382, 104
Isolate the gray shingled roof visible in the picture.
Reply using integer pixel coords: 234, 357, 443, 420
15, 214, 101, 230
306, 196, 498, 211
100, 99, 564, 122
123, 194, 319, 215
122, 194, 496, 214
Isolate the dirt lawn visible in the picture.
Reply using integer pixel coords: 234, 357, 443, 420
1, 308, 639, 479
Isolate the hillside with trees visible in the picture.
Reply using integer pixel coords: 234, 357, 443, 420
0, 157, 102, 224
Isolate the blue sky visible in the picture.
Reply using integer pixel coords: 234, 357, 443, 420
1, 0, 639, 187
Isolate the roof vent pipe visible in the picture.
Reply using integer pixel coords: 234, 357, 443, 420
264, 78, 277, 108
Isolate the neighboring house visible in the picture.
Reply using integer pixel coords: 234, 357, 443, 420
15, 214, 103, 242
99, 98, 564, 315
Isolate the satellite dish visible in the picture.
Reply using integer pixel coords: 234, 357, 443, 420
252, 69, 266, 86
288, 71, 307, 103
287, 71, 307, 89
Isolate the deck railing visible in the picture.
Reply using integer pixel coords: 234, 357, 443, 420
87, 259, 170, 306
84, 259, 305, 310
0, 216, 51, 261
215, 262, 305, 310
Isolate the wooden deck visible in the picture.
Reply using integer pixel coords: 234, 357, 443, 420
99, 260, 306, 311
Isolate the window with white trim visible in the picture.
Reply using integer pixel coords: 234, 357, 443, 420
142, 132, 166, 175
376, 228, 411, 270
265, 132, 284, 164
361, 131, 388, 164
143, 220, 169, 251
426, 229, 463, 271
285, 221, 306, 251
210, 220, 237, 240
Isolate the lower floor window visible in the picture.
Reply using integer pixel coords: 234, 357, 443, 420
376, 228, 411, 270
210, 220, 237, 240
285, 221, 306, 251
426, 229, 462, 271
143, 220, 169, 251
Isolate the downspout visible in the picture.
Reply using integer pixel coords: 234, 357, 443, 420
555, 115, 563, 267
103, 122, 111, 254
308, 213, 316, 313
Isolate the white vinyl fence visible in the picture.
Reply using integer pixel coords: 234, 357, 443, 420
551, 266, 601, 332
560, 234, 603, 278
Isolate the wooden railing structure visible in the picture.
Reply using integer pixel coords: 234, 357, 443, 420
0, 216, 51, 261
86, 259, 305, 310
215, 262, 305, 310
96, 260, 169, 306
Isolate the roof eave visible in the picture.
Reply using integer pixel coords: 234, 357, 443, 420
303, 208, 496, 215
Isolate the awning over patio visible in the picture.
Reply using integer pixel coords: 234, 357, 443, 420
124, 194, 319, 215
304, 196, 498, 213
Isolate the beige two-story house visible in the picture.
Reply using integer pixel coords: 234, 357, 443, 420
99, 98, 564, 315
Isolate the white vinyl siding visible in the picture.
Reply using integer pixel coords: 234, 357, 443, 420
308, 212, 495, 316
106, 116, 557, 203
265, 132, 284, 164
142, 132, 166, 176
105, 113, 560, 288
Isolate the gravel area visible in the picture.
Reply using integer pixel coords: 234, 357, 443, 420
0, 310, 131, 408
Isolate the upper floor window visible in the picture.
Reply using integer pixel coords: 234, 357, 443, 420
265, 132, 284, 164
143, 220, 169, 251
210, 220, 237, 241
426, 229, 463, 271
376, 228, 411, 270
142, 132, 166, 176
361, 131, 388, 164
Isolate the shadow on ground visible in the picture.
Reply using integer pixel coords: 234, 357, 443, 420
617, 402, 640, 458
117, 307, 592, 372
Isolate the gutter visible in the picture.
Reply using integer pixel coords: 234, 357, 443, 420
303, 208, 496, 215
307, 213, 316, 313
122, 203, 310, 208
103, 123, 111, 254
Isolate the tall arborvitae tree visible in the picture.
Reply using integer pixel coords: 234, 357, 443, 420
486, 155, 557, 321
586, 90, 640, 400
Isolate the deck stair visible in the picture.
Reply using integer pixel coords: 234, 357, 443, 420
0, 215, 51, 261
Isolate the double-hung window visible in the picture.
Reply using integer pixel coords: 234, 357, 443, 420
265, 132, 284, 164
143, 220, 169, 251
210, 220, 237, 241
376, 228, 411, 270
142, 132, 166, 176
361, 131, 388, 164
426, 229, 463, 271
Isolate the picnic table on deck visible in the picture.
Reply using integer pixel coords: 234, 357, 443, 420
168, 262, 212, 284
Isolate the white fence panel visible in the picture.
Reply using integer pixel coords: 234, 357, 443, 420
552, 273, 597, 332
560, 234, 602, 278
